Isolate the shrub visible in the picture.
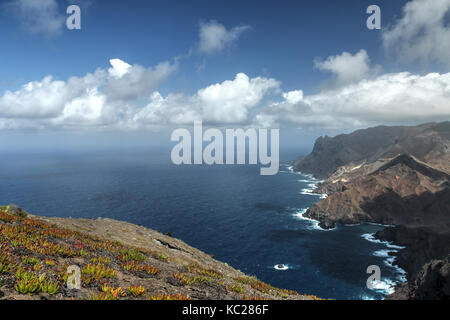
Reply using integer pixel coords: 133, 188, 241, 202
127, 285, 146, 297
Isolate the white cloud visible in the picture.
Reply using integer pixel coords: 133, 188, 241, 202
382, 0, 450, 66
105, 60, 178, 102
0, 59, 280, 130
4, 0, 65, 37
314, 50, 377, 86
133, 73, 280, 126
108, 59, 132, 79
198, 73, 280, 123
256, 72, 450, 128
198, 20, 251, 54
2, 54, 448, 132
0, 59, 177, 130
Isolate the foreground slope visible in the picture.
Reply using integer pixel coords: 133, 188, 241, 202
0, 206, 318, 300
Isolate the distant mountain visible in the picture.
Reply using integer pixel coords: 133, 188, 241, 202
294, 122, 450, 300
293, 122, 450, 179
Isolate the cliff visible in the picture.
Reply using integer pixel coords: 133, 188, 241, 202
293, 122, 450, 179
0, 205, 318, 300
294, 122, 450, 300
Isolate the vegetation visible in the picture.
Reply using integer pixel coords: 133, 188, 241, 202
0, 205, 319, 300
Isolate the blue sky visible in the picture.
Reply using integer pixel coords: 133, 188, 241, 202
0, 0, 449, 149
0, 0, 409, 92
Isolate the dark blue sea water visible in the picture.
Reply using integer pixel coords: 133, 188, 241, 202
0, 148, 406, 300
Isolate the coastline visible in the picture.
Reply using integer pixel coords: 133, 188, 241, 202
285, 165, 407, 298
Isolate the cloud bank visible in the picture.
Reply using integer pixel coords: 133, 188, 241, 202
256, 71, 450, 128
1, 55, 449, 131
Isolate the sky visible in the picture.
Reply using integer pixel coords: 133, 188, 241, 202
0, 0, 449, 151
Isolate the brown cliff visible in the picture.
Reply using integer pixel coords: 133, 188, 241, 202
294, 122, 450, 300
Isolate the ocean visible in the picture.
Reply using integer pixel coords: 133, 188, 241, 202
0, 147, 406, 300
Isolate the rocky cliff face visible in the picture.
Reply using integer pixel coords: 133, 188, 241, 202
387, 254, 450, 300
294, 122, 450, 300
305, 154, 450, 230
293, 122, 450, 179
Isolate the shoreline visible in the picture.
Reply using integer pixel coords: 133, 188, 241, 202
286, 166, 407, 298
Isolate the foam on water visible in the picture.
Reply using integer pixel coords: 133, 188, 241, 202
274, 264, 289, 271
362, 232, 408, 289
293, 209, 336, 231
368, 278, 397, 295
361, 233, 406, 250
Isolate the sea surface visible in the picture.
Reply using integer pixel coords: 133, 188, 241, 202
0, 147, 406, 300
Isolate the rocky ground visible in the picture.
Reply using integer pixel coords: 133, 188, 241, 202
0, 205, 319, 300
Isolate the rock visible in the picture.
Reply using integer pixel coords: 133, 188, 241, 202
293, 122, 450, 179
388, 255, 450, 300
304, 154, 450, 230
7, 204, 28, 218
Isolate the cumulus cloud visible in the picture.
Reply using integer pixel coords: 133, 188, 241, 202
133, 73, 280, 126
314, 50, 378, 86
0, 60, 280, 130
2, 54, 449, 132
256, 72, 450, 128
4, 0, 65, 37
0, 58, 177, 130
198, 20, 251, 54
106, 60, 178, 102
382, 0, 450, 66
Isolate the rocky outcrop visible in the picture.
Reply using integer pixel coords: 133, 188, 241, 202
387, 255, 450, 300
294, 122, 450, 300
304, 154, 450, 230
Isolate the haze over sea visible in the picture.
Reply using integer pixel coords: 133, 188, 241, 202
0, 147, 406, 300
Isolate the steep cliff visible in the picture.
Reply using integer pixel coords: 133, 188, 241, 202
293, 122, 450, 179
294, 122, 450, 300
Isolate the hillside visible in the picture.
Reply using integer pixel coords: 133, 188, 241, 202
305, 154, 450, 230
0, 205, 318, 300
293, 122, 450, 179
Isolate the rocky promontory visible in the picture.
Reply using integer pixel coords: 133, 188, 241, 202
294, 122, 450, 300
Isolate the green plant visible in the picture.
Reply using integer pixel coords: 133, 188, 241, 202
40, 278, 60, 295
174, 273, 213, 285
14, 272, 45, 295
90, 292, 118, 300
102, 284, 126, 298
82, 263, 117, 285
150, 251, 169, 262
0, 262, 13, 274
185, 262, 223, 279
127, 285, 146, 297
121, 261, 159, 275
45, 259, 55, 266
118, 249, 146, 262
229, 284, 244, 293
90, 257, 111, 264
